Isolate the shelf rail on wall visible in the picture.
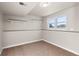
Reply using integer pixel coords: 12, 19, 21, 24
42, 29, 79, 33
8, 19, 27, 22
8, 19, 42, 22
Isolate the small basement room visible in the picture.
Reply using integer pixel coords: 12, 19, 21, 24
0, 2, 79, 56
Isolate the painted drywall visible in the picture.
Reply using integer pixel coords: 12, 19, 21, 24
43, 5, 79, 31
3, 15, 42, 48
0, 12, 3, 54
43, 5, 79, 53
2, 4, 79, 55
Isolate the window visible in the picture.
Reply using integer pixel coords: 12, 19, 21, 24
48, 18, 56, 28
57, 16, 67, 28
48, 16, 67, 29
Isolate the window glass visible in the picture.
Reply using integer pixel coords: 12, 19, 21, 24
48, 16, 67, 29
48, 18, 56, 28
57, 16, 67, 28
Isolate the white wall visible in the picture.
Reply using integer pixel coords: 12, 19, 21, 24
0, 12, 3, 54
3, 15, 42, 48
2, 4, 79, 55
43, 5, 79, 54
43, 5, 79, 31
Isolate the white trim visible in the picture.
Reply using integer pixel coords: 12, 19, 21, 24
2, 39, 79, 55
43, 39, 79, 55
3, 39, 43, 49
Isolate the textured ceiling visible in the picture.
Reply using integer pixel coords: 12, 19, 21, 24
0, 2, 38, 16
0, 2, 77, 17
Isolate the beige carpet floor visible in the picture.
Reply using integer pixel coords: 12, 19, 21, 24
2, 41, 77, 56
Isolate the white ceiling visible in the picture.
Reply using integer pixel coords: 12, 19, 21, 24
0, 2, 77, 17
0, 2, 38, 16
29, 2, 76, 17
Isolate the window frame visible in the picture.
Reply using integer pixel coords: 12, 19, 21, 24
47, 16, 67, 30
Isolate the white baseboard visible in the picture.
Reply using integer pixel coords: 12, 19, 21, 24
43, 39, 79, 55
3, 39, 43, 49
2, 39, 79, 55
